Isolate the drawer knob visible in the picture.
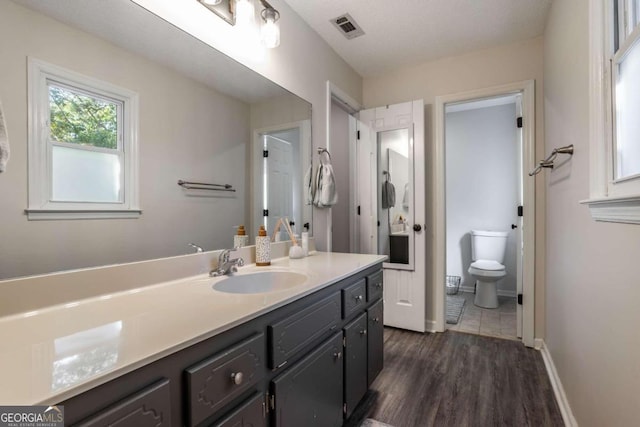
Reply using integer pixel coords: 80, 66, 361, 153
360, 329, 367, 336
230, 372, 244, 385
333, 351, 342, 359
375, 283, 382, 289
355, 295, 363, 302
374, 317, 380, 323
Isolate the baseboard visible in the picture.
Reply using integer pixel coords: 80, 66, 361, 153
539, 341, 578, 427
534, 338, 544, 350
458, 286, 517, 298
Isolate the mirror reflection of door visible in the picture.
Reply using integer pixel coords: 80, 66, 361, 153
257, 128, 301, 240
376, 128, 413, 268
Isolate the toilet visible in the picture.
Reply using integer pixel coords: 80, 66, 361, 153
468, 230, 508, 308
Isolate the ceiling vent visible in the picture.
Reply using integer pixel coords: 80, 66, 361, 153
331, 13, 365, 40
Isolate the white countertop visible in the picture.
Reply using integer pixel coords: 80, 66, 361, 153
0, 252, 385, 405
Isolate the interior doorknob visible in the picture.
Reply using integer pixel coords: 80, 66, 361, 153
413, 224, 422, 232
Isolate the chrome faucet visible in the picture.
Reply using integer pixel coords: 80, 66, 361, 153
188, 243, 204, 253
210, 248, 245, 277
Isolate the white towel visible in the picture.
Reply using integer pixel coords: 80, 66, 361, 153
313, 162, 338, 208
304, 164, 314, 205
0, 100, 9, 173
402, 182, 409, 210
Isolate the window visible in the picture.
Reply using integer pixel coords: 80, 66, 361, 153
585, 0, 640, 223
27, 59, 140, 220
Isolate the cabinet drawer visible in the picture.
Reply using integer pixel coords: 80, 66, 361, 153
74, 379, 171, 427
342, 279, 366, 318
186, 333, 265, 427
211, 392, 265, 427
366, 270, 383, 302
269, 292, 341, 369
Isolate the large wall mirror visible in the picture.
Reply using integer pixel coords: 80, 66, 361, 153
0, 0, 312, 280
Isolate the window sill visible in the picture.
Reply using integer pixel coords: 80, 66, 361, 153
25, 209, 142, 221
580, 195, 640, 224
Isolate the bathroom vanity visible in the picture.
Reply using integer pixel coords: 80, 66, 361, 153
0, 251, 384, 427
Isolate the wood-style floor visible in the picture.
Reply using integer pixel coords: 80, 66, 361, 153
347, 328, 564, 427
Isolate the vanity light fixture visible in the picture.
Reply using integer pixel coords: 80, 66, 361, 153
197, 0, 281, 48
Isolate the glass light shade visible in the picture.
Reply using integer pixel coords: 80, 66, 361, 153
234, 0, 256, 27
261, 15, 280, 48
203, 0, 222, 5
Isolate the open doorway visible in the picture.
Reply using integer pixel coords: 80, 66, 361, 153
443, 95, 522, 340
435, 80, 536, 347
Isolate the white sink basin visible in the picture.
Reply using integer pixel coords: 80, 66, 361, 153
212, 271, 308, 294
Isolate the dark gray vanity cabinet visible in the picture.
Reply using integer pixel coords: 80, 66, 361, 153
343, 313, 368, 419
60, 263, 384, 427
270, 332, 344, 427
367, 299, 384, 387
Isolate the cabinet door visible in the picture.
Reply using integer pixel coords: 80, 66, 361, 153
367, 299, 384, 386
271, 333, 343, 427
343, 312, 368, 419
211, 393, 265, 427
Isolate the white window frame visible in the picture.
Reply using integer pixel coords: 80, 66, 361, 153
584, 0, 640, 223
27, 58, 140, 220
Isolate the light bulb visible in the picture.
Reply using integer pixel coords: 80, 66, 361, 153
234, 0, 256, 27
261, 9, 280, 48
203, 0, 222, 5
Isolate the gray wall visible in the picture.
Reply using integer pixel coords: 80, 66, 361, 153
0, 1, 248, 279
445, 104, 518, 295
544, 0, 640, 424
330, 99, 351, 253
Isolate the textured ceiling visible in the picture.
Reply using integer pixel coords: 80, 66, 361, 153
284, 0, 552, 77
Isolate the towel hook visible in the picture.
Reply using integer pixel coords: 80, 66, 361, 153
317, 147, 332, 161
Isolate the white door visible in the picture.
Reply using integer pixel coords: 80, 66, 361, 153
264, 135, 294, 234
355, 100, 426, 332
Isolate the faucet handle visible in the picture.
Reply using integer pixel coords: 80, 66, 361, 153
237, 258, 245, 267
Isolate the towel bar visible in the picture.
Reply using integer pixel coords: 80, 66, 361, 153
529, 145, 574, 176
177, 180, 236, 192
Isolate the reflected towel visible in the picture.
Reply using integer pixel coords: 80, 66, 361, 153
313, 162, 338, 208
0, 100, 9, 173
402, 182, 409, 210
304, 164, 314, 205
382, 181, 395, 209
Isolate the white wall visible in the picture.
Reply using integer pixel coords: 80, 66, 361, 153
544, 1, 640, 425
330, 100, 351, 253
133, 0, 364, 251
0, 1, 249, 278
445, 104, 518, 295
363, 37, 546, 335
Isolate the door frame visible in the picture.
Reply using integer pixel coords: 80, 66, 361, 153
325, 81, 361, 251
434, 80, 536, 347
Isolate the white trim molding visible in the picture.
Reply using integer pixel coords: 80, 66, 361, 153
539, 341, 579, 427
581, 195, 640, 224
458, 286, 517, 298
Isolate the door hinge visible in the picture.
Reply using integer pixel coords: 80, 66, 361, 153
263, 150, 269, 157
517, 205, 523, 217
518, 294, 523, 305
357, 205, 361, 215
263, 209, 269, 217
343, 403, 347, 414
357, 130, 360, 140
517, 117, 523, 128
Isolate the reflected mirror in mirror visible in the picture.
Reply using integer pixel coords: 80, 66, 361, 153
377, 128, 413, 266
0, 0, 312, 280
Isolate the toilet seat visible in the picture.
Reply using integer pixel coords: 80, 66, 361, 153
468, 260, 506, 278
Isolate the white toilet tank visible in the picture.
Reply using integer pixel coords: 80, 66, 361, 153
470, 230, 508, 263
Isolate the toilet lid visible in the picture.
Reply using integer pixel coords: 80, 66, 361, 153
470, 260, 505, 271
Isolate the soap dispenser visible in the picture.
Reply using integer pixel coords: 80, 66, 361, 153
234, 225, 249, 248
256, 225, 271, 266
